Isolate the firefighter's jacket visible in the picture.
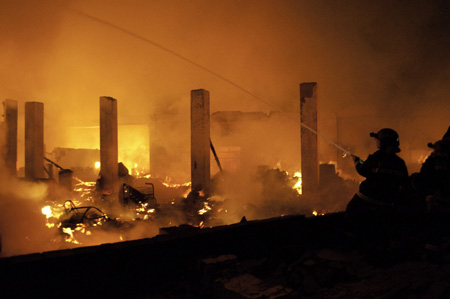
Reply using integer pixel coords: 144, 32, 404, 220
415, 140, 450, 198
356, 150, 408, 204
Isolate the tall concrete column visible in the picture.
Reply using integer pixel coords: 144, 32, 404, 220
3, 99, 17, 177
100, 96, 118, 195
25, 102, 44, 180
300, 82, 319, 203
191, 89, 210, 197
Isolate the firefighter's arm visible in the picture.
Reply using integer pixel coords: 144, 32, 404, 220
353, 154, 371, 176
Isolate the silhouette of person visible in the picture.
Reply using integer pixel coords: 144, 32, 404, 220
346, 128, 408, 258
413, 126, 450, 260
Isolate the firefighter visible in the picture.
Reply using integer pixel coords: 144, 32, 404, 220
347, 128, 409, 212
413, 126, 450, 198
345, 128, 408, 260
413, 126, 450, 261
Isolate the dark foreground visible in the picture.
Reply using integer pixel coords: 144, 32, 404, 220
1, 212, 449, 298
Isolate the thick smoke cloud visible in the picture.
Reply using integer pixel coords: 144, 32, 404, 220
1, 1, 449, 152
1, 1, 449, 162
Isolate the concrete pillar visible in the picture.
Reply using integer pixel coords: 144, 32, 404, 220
3, 99, 17, 177
300, 82, 319, 203
191, 89, 210, 197
100, 96, 118, 195
25, 102, 45, 180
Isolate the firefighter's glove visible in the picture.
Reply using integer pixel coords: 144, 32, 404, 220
352, 155, 363, 165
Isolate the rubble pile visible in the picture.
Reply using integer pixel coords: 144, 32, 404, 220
3, 211, 450, 298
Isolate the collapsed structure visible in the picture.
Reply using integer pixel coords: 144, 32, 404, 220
0, 82, 354, 259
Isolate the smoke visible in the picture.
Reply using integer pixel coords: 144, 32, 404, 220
2, 0, 449, 163
0, 177, 56, 257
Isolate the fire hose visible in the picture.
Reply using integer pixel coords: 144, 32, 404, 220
68, 7, 356, 160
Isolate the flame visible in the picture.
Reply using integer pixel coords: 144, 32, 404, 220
62, 227, 81, 244
198, 201, 212, 215
128, 163, 147, 177
41, 204, 65, 228
42, 206, 59, 228
162, 181, 192, 188
312, 210, 325, 216
293, 171, 302, 195
94, 161, 101, 169
41, 206, 52, 219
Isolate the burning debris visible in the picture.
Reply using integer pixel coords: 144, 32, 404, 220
34, 160, 316, 250
36, 171, 224, 247
0, 89, 360, 258
41, 198, 132, 245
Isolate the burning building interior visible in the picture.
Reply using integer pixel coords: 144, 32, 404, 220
1, 0, 450, 298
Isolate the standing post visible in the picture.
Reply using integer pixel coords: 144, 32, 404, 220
3, 99, 17, 177
300, 82, 319, 203
100, 96, 118, 196
191, 89, 210, 197
25, 102, 45, 180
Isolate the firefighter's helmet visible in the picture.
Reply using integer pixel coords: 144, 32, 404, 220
370, 128, 400, 152
428, 126, 450, 151
443, 126, 450, 141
